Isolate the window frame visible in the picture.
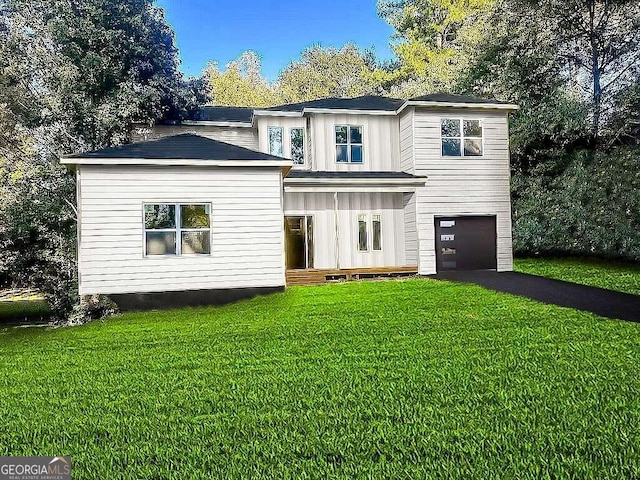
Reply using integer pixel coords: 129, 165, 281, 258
335, 124, 364, 164
290, 126, 305, 166
356, 213, 383, 253
440, 118, 484, 158
143, 202, 212, 257
357, 213, 369, 252
268, 126, 284, 157
372, 213, 382, 251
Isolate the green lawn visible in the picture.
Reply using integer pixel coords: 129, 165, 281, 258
0, 279, 638, 479
515, 257, 640, 295
0, 300, 51, 321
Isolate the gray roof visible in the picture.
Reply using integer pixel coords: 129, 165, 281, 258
264, 95, 405, 112
409, 93, 509, 104
66, 134, 286, 161
286, 171, 426, 179
186, 106, 253, 123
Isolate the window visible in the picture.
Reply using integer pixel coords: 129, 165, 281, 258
357, 214, 383, 252
441, 119, 483, 157
290, 127, 304, 165
268, 126, 283, 156
372, 214, 382, 251
358, 214, 368, 251
335, 125, 363, 163
144, 203, 211, 256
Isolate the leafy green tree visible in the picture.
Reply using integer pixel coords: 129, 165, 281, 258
377, 0, 494, 97
204, 51, 280, 107
277, 44, 380, 103
0, 0, 184, 321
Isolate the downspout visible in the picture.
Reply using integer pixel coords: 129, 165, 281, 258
334, 191, 340, 269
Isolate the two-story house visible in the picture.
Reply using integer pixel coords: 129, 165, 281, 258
62, 94, 517, 310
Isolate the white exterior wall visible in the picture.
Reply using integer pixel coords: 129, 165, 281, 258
131, 124, 259, 150
77, 165, 285, 295
399, 109, 415, 174
309, 114, 400, 172
411, 107, 513, 274
283, 192, 409, 269
403, 192, 418, 265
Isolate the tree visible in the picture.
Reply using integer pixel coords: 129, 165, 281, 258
277, 44, 380, 103
377, 0, 494, 97
0, 0, 184, 321
540, 0, 640, 139
204, 51, 280, 107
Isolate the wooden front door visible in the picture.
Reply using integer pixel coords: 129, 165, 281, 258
285, 216, 313, 269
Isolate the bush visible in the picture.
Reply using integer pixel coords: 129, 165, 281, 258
512, 147, 640, 261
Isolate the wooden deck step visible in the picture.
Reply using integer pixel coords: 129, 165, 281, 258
285, 266, 418, 286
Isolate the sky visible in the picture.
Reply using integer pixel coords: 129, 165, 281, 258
156, 0, 397, 81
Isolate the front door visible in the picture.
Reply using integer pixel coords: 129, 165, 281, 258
285, 216, 314, 269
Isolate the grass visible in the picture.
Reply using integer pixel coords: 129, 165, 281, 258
0, 299, 51, 321
514, 256, 640, 295
0, 279, 639, 479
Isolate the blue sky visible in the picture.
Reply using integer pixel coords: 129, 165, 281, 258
156, 0, 396, 81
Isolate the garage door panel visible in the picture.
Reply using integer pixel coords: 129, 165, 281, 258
435, 216, 497, 271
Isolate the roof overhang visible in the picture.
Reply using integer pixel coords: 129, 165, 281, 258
60, 157, 292, 170
397, 100, 519, 115
253, 110, 303, 117
283, 175, 427, 193
180, 120, 254, 128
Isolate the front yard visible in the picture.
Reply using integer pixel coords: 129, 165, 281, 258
0, 278, 638, 479
514, 256, 640, 295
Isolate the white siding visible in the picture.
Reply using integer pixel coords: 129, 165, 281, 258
77, 166, 285, 295
403, 192, 418, 265
413, 108, 513, 273
284, 192, 408, 269
310, 114, 400, 172
131, 124, 259, 150
400, 109, 414, 174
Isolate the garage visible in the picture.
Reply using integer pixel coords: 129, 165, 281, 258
435, 216, 497, 271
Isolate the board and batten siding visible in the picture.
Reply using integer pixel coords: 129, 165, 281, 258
399, 109, 415, 174
131, 124, 259, 150
77, 166, 285, 295
284, 192, 408, 269
403, 192, 418, 266
411, 107, 513, 273
310, 114, 400, 172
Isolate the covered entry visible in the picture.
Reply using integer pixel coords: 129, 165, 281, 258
435, 216, 497, 271
285, 216, 313, 269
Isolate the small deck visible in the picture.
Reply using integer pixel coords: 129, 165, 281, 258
285, 266, 419, 286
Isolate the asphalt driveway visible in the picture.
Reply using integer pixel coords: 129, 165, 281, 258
433, 270, 640, 322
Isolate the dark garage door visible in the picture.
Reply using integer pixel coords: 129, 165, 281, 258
435, 216, 497, 271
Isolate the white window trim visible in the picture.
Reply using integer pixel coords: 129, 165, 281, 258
372, 213, 382, 252
143, 202, 212, 257
440, 118, 484, 158
357, 213, 369, 252
335, 124, 364, 164
268, 126, 284, 157
290, 126, 306, 167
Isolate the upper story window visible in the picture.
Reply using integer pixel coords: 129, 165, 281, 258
144, 203, 211, 256
268, 126, 284, 156
441, 119, 483, 157
290, 127, 304, 165
268, 126, 305, 165
335, 125, 363, 163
